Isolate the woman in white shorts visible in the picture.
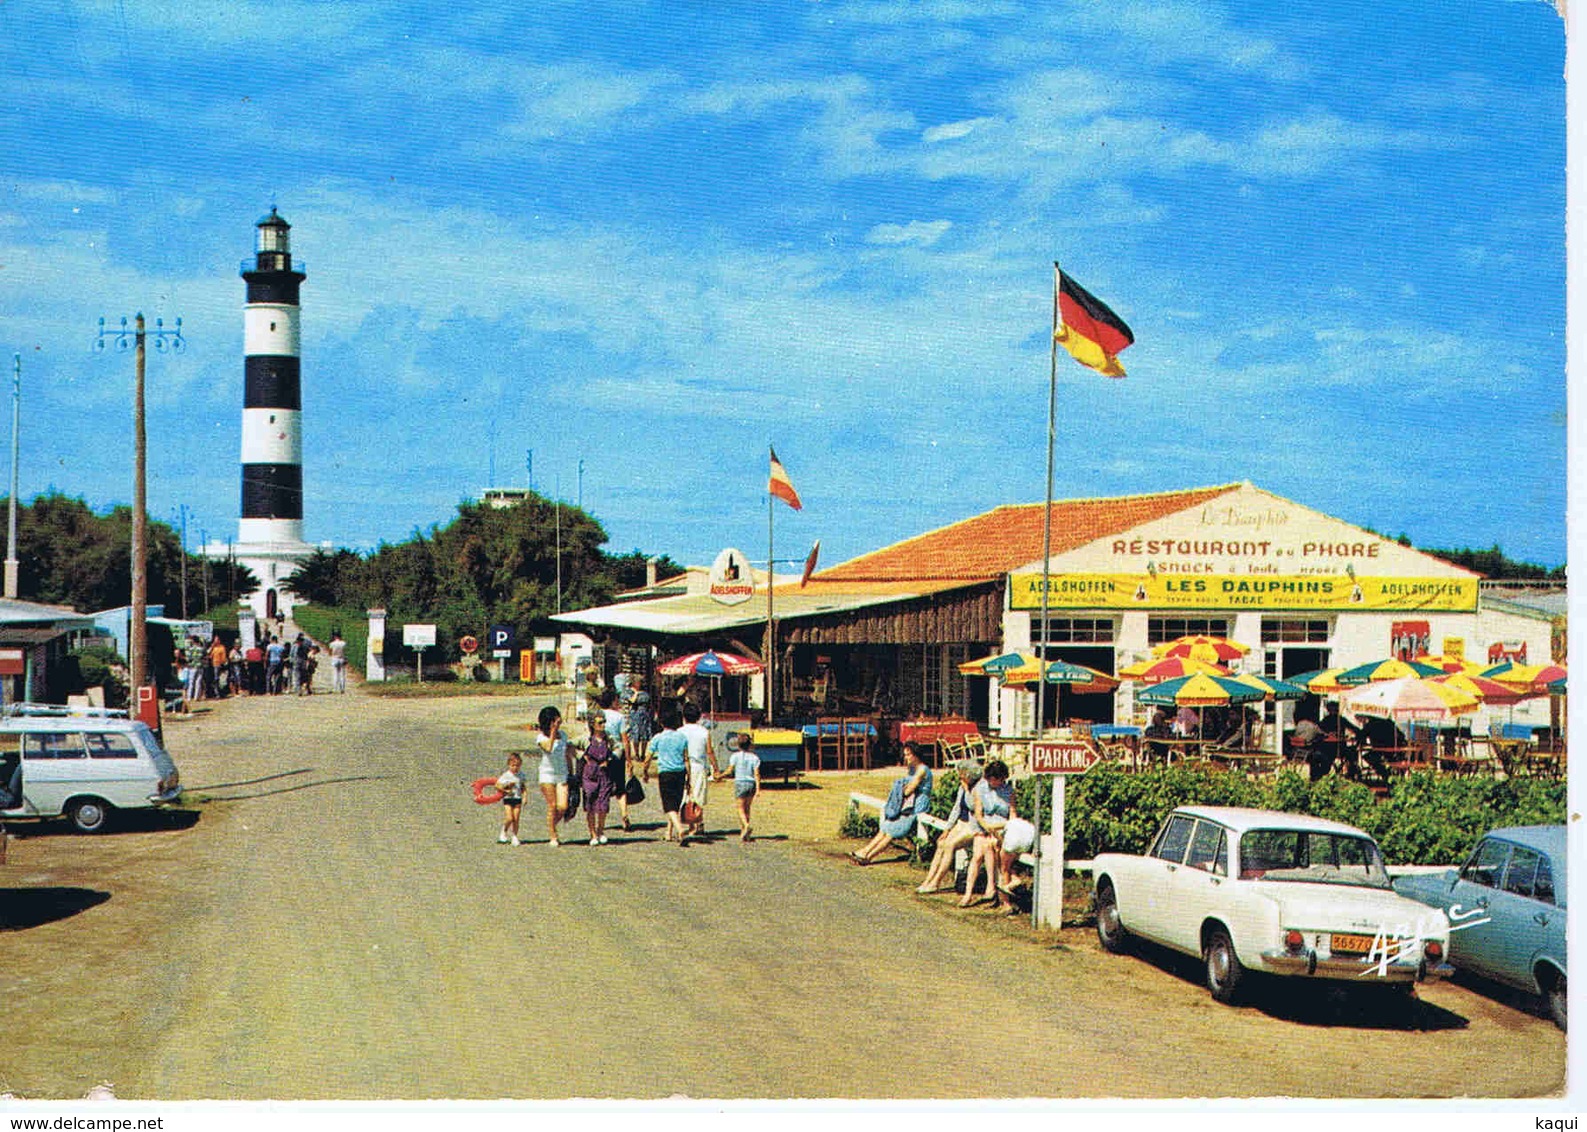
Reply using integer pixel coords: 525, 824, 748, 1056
535, 705, 573, 847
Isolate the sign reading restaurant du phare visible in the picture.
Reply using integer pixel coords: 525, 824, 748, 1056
1010, 485, 1479, 613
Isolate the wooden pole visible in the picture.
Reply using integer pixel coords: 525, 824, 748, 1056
130, 315, 148, 699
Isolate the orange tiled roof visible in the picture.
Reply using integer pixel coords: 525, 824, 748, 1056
814, 484, 1244, 583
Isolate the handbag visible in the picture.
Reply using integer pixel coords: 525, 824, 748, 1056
882, 777, 907, 821
680, 800, 702, 826
625, 775, 646, 805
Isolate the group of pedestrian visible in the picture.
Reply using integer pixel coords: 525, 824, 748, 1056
490, 688, 762, 849
173, 628, 347, 706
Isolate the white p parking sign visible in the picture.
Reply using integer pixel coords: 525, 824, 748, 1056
488, 623, 516, 659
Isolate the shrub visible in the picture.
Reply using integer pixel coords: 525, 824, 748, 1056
838, 802, 878, 839
1064, 765, 1566, 866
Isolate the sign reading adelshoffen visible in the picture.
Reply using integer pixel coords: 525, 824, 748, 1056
1030, 740, 1102, 775
1009, 573, 1478, 612
708, 547, 755, 606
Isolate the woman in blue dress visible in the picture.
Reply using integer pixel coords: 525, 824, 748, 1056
850, 744, 933, 864
959, 759, 1015, 908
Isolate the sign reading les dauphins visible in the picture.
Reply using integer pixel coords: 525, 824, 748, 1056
1010, 486, 1479, 612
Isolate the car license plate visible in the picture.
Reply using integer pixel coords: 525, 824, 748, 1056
1330, 933, 1375, 955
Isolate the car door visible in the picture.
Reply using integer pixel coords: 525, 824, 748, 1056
1485, 844, 1553, 992
1128, 814, 1196, 948
1444, 837, 1512, 982
1160, 819, 1230, 952
20, 730, 89, 817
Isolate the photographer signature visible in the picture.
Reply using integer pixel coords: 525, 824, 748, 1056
1359, 904, 1490, 978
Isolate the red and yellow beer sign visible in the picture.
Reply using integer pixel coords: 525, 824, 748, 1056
1009, 572, 1478, 613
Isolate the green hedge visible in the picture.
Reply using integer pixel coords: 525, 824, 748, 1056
1064, 765, 1566, 866
861, 763, 1566, 867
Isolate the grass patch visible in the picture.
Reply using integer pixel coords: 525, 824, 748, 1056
362, 680, 549, 699
290, 605, 367, 676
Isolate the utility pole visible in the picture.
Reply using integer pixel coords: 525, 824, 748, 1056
173, 505, 190, 620
577, 458, 584, 510
96, 314, 184, 700
526, 449, 533, 493
5, 354, 20, 599
199, 528, 210, 613
554, 473, 562, 614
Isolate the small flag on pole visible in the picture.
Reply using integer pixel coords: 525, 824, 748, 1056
1055, 268, 1134, 378
768, 447, 802, 510
800, 539, 821, 587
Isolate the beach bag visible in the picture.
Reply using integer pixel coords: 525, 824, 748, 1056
625, 775, 646, 805
680, 800, 702, 826
882, 777, 907, 822
1002, 817, 1037, 856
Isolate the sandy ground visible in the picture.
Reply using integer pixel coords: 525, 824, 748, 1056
0, 688, 1566, 1100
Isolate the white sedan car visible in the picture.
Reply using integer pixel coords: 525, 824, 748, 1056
1092, 805, 1453, 1003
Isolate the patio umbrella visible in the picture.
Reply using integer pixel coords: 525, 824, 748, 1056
1230, 672, 1309, 701
1426, 672, 1528, 706
1286, 667, 1350, 695
957, 650, 1038, 676
1481, 661, 1567, 695
1333, 658, 1445, 686
1341, 676, 1478, 722
655, 649, 765, 713
1151, 635, 1251, 664
1119, 655, 1229, 683
1415, 654, 1485, 675
656, 650, 764, 676
998, 658, 1119, 693
1135, 673, 1267, 708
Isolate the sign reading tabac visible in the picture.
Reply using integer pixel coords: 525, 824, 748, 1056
1009, 572, 1479, 612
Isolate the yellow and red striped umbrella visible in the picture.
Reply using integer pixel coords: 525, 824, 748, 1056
1427, 672, 1528, 706
1150, 635, 1251, 665
1119, 655, 1229, 684
1481, 661, 1567, 695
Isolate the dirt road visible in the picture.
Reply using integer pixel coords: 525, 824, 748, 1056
0, 691, 1566, 1099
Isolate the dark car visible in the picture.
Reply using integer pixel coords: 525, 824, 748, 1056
1394, 825, 1566, 1030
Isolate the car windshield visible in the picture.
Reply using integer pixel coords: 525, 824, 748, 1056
1238, 829, 1391, 889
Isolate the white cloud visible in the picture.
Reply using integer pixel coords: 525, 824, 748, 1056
864, 219, 952, 246
922, 117, 995, 143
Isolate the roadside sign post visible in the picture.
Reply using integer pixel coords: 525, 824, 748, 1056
402, 624, 437, 683
1030, 739, 1102, 930
488, 624, 516, 683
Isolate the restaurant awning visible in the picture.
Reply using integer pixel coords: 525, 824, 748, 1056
552, 580, 968, 637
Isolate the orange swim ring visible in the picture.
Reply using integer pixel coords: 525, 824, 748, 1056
472, 776, 504, 805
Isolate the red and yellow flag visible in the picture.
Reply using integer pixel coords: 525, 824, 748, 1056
768, 447, 802, 510
1055, 268, 1134, 378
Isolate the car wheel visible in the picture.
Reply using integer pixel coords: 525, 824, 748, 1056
68, 798, 112, 834
1204, 926, 1245, 1004
1547, 972, 1567, 1032
1095, 880, 1129, 954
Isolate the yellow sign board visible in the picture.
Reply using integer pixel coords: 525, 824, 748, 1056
1009, 573, 1478, 612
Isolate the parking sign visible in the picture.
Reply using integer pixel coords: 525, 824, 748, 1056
488, 623, 516, 659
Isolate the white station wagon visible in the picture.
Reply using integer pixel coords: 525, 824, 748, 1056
1092, 805, 1453, 1003
0, 706, 182, 833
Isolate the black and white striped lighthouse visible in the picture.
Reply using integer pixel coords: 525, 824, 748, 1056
228, 208, 316, 620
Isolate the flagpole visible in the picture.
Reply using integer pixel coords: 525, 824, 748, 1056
767, 458, 775, 726
1032, 260, 1061, 929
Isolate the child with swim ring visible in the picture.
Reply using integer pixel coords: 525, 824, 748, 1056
496, 752, 526, 846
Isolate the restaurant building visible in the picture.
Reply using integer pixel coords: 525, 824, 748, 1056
555, 482, 1560, 745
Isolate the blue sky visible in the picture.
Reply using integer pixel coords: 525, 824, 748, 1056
0, 0, 1567, 571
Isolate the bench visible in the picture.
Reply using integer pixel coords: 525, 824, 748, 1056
846, 791, 1074, 873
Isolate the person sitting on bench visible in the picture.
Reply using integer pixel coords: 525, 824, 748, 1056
850, 744, 933, 865
915, 760, 982, 894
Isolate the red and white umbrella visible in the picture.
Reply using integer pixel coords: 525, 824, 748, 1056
655, 650, 764, 676
1342, 676, 1478, 722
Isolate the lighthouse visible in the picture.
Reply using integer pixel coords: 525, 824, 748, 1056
224, 208, 317, 621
